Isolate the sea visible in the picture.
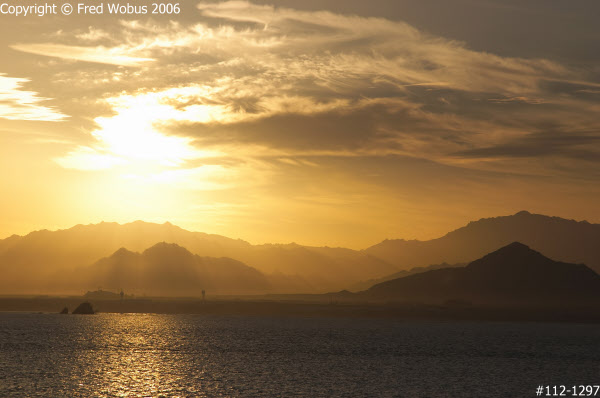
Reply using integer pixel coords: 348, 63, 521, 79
0, 312, 598, 397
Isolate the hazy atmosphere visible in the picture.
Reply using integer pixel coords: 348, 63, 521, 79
2, 0, 599, 248
2, 2, 600, 397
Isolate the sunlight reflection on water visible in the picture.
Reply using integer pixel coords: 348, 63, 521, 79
1, 313, 599, 397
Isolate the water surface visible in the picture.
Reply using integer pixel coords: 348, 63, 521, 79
1, 313, 598, 397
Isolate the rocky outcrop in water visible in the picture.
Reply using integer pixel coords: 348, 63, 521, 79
72, 302, 95, 314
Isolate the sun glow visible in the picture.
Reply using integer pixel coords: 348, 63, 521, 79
92, 108, 195, 167
55, 91, 225, 175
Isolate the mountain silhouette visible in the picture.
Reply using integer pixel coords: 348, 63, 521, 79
365, 211, 600, 273
365, 242, 600, 306
1, 212, 598, 295
237, 243, 396, 291
80, 242, 271, 296
349, 262, 465, 292
0, 221, 395, 294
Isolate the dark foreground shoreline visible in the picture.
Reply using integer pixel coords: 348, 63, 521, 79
1, 296, 599, 323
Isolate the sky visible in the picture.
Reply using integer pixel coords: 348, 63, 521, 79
1, 0, 599, 248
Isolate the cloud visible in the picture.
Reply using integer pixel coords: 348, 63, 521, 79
15, 0, 596, 178
13, 2, 571, 93
192, 1, 570, 95
453, 130, 600, 162
53, 92, 223, 171
10, 43, 154, 66
0, 74, 67, 121
74, 27, 111, 42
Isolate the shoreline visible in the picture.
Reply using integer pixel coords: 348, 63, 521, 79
1, 296, 599, 324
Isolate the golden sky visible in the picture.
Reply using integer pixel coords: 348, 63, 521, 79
1, 0, 599, 248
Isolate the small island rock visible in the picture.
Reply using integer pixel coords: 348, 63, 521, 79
59, 307, 69, 314
72, 302, 95, 314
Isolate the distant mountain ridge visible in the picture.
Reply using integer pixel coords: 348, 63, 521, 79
81, 242, 272, 296
365, 211, 600, 273
0, 211, 598, 295
0, 221, 395, 294
364, 242, 600, 306
349, 262, 466, 292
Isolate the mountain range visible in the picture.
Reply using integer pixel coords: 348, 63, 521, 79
363, 242, 600, 307
364, 211, 600, 273
0, 211, 598, 296
80, 243, 271, 296
349, 262, 466, 292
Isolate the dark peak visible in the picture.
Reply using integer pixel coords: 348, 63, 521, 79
379, 238, 409, 243
485, 241, 539, 258
148, 241, 181, 249
143, 241, 192, 256
468, 241, 547, 269
515, 210, 531, 216
123, 220, 188, 233
501, 241, 530, 250
88, 221, 118, 227
367, 238, 414, 248
113, 247, 135, 256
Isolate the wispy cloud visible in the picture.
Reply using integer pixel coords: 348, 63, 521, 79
11, 43, 154, 66
2, 1, 599, 243
13, 0, 598, 178
0, 74, 67, 121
